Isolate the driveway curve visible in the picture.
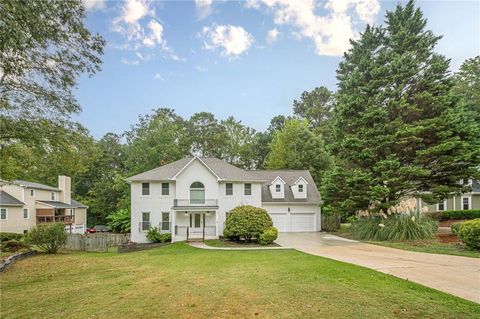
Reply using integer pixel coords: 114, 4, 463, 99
276, 232, 480, 303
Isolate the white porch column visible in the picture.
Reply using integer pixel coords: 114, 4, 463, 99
171, 210, 176, 242
453, 196, 456, 210
215, 210, 219, 237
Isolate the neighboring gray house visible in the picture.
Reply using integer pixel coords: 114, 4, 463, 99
417, 179, 480, 212
127, 156, 322, 243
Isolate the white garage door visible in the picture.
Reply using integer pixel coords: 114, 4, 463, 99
291, 213, 316, 232
269, 214, 287, 232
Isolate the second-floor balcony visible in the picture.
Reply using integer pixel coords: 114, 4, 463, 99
173, 199, 219, 209
37, 215, 74, 224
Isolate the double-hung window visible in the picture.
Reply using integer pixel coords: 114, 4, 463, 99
161, 183, 169, 196
0, 208, 7, 220
51, 192, 55, 200
161, 212, 170, 231
244, 183, 252, 196
226, 183, 233, 196
298, 184, 304, 193
462, 197, 471, 210
142, 183, 150, 196
437, 200, 446, 211
23, 208, 29, 219
275, 184, 281, 192
141, 212, 150, 231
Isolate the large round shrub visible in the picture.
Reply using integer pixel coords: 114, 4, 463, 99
458, 219, 480, 250
351, 213, 437, 241
224, 205, 273, 242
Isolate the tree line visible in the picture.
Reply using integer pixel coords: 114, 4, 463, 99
1, 0, 479, 225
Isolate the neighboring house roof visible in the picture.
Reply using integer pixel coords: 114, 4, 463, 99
71, 199, 88, 208
36, 200, 86, 209
13, 180, 60, 191
252, 170, 321, 204
0, 191, 25, 206
127, 157, 264, 182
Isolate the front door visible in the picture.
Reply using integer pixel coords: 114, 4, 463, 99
190, 213, 203, 234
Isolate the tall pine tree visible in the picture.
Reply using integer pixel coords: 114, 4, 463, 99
324, 1, 480, 215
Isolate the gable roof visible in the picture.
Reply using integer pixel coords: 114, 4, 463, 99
13, 180, 60, 191
127, 157, 264, 182
251, 170, 321, 204
270, 176, 286, 185
0, 191, 25, 206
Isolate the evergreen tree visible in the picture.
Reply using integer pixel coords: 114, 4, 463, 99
325, 1, 480, 215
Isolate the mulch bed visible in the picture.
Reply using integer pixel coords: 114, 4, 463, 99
437, 232, 460, 244
117, 242, 170, 253
439, 219, 469, 227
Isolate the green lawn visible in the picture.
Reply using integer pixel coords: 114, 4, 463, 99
204, 239, 280, 248
1, 243, 479, 319
334, 224, 480, 258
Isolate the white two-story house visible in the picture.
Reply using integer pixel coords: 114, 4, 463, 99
127, 156, 322, 243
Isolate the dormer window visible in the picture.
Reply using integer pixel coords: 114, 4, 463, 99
275, 184, 281, 192
298, 184, 304, 193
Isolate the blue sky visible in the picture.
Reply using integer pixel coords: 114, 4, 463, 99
76, 0, 480, 139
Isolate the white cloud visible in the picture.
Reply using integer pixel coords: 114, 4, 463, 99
201, 24, 254, 57
195, 0, 214, 19
154, 73, 165, 81
83, 0, 106, 11
196, 65, 208, 72
246, 0, 380, 56
121, 58, 140, 65
266, 28, 280, 44
111, 0, 184, 62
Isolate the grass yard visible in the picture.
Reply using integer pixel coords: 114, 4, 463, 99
334, 224, 480, 258
204, 239, 280, 248
1, 243, 479, 319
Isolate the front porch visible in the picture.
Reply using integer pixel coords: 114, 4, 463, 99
172, 210, 218, 242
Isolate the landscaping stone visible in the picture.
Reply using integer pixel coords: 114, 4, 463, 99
0, 251, 37, 272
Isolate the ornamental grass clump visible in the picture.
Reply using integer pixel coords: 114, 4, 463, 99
351, 198, 438, 241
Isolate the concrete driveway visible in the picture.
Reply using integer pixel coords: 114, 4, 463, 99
276, 232, 480, 303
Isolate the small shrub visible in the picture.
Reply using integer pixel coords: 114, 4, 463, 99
258, 227, 278, 245
426, 210, 480, 221
0, 232, 23, 242
160, 233, 171, 243
146, 228, 171, 243
224, 205, 273, 242
351, 213, 438, 241
146, 227, 162, 243
0, 240, 31, 252
451, 222, 463, 235
25, 223, 67, 254
458, 219, 480, 250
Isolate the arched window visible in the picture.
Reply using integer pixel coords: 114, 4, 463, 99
190, 182, 205, 204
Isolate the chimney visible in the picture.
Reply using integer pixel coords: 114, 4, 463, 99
58, 176, 71, 204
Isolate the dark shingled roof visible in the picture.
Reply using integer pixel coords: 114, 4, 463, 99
13, 180, 60, 191
0, 191, 25, 206
251, 170, 321, 204
127, 157, 321, 204
127, 157, 264, 181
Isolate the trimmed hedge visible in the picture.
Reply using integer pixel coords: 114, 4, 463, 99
451, 222, 462, 235
458, 219, 480, 250
0, 232, 23, 243
427, 210, 480, 221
